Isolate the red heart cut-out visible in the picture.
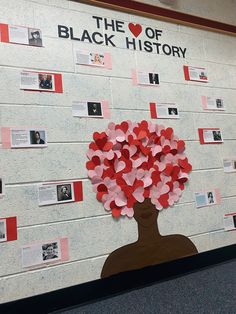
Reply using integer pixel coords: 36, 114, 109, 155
128, 23, 142, 37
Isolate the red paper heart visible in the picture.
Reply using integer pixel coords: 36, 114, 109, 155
128, 23, 142, 37
177, 140, 185, 152
164, 163, 173, 176
159, 194, 169, 208
86, 160, 95, 170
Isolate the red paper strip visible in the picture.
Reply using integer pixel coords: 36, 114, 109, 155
150, 102, 157, 119
73, 181, 83, 202
0, 23, 9, 43
0, 216, 17, 242
54, 73, 63, 93
183, 65, 190, 81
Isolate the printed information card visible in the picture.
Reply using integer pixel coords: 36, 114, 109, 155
198, 128, 223, 144
150, 103, 179, 119
132, 70, 160, 86
183, 65, 208, 82
20, 71, 63, 93
223, 158, 236, 173
223, 213, 236, 231
201, 96, 225, 111
195, 189, 221, 208
72, 100, 110, 118
22, 237, 69, 268
0, 23, 43, 47
0, 177, 5, 199
38, 180, 83, 206
0, 217, 17, 243
75, 50, 112, 69
1, 127, 47, 149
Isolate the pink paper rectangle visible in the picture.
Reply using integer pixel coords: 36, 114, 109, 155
60, 237, 69, 261
104, 53, 112, 69
215, 188, 221, 204
102, 100, 111, 119
1, 127, 11, 148
201, 96, 207, 109
131, 69, 138, 85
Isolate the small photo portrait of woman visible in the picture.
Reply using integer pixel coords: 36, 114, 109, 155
30, 130, 46, 145
90, 53, 104, 66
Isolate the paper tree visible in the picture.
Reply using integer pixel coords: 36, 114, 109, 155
86, 120, 198, 277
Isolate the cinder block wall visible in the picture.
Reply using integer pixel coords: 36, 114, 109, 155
0, 0, 236, 303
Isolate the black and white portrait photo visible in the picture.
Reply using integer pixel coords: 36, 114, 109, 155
213, 130, 222, 141
0, 179, 2, 195
38, 74, 53, 90
216, 99, 223, 108
57, 184, 72, 202
28, 28, 43, 47
168, 107, 178, 115
207, 192, 215, 204
0, 220, 6, 242
148, 73, 159, 85
233, 215, 236, 228
87, 102, 102, 116
42, 242, 59, 261
30, 130, 46, 145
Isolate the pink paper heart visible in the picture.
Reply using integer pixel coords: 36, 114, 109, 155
123, 172, 136, 186
133, 186, 144, 202
152, 145, 162, 156
121, 206, 134, 218
143, 176, 152, 187
115, 193, 127, 207
114, 160, 126, 173
116, 129, 126, 142
106, 150, 115, 160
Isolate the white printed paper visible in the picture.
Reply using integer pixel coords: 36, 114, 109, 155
224, 214, 236, 231
195, 191, 216, 208
22, 240, 61, 268
72, 101, 103, 118
76, 51, 105, 67
0, 219, 7, 242
206, 97, 225, 111
0, 178, 5, 198
10, 128, 47, 148
189, 67, 208, 82
38, 182, 75, 206
223, 158, 236, 173
20, 71, 55, 91
137, 71, 159, 85
9, 25, 29, 45
203, 129, 223, 143
156, 103, 179, 119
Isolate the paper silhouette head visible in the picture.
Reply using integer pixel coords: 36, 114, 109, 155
86, 120, 192, 218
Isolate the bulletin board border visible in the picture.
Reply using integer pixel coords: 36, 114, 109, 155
75, 0, 236, 36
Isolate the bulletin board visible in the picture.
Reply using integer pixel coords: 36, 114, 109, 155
0, 0, 236, 304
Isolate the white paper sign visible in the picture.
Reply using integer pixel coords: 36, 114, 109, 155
22, 241, 61, 268
72, 101, 103, 118
188, 67, 208, 82
0, 219, 7, 242
20, 71, 55, 91
38, 181, 75, 206
223, 214, 236, 231
156, 103, 179, 119
195, 191, 217, 208
206, 97, 224, 111
10, 128, 47, 148
137, 71, 159, 85
9, 26, 29, 45
203, 129, 223, 143
223, 158, 236, 173
76, 51, 105, 67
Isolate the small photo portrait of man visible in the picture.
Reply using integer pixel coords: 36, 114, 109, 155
212, 130, 222, 141
199, 71, 207, 80
38, 74, 53, 90
0, 220, 6, 242
207, 192, 215, 204
42, 242, 59, 261
90, 53, 104, 66
57, 184, 72, 202
148, 73, 159, 85
168, 108, 178, 115
216, 99, 223, 108
28, 29, 43, 47
30, 130, 46, 145
87, 102, 102, 116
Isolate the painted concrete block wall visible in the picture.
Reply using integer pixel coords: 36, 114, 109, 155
0, 0, 236, 303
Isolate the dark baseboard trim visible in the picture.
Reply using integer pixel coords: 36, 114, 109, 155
1, 244, 236, 313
